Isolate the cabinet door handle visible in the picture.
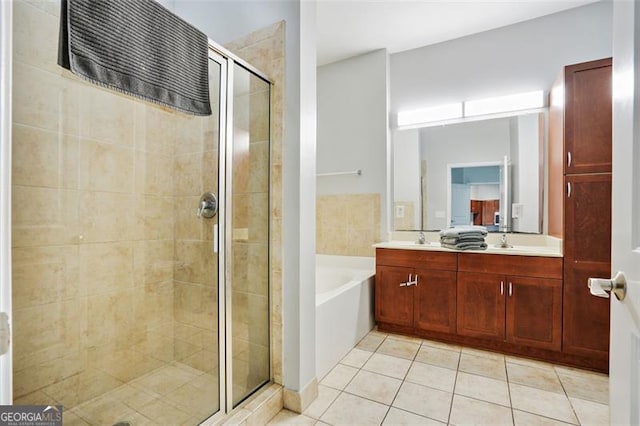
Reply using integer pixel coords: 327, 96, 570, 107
568, 151, 572, 168
567, 182, 571, 198
508, 282, 513, 297
500, 281, 504, 295
404, 273, 418, 287
400, 274, 412, 287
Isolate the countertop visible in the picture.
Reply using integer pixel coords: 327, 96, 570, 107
373, 241, 563, 258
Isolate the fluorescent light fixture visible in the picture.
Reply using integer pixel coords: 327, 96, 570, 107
397, 103, 463, 127
464, 90, 544, 117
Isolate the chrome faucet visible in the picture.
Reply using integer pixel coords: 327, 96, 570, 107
497, 233, 512, 248
417, 231, 427, 245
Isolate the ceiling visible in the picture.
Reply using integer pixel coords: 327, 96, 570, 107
316, 0, 600, 66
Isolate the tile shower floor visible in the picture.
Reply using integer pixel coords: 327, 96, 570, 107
63, 362, 218, 425
269, 330, 609, 425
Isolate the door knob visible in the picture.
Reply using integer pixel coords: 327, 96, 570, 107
588, 271, 627, 301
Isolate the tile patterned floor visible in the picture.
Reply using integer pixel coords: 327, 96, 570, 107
269, 330, 609, 425
63, 362, 218, 425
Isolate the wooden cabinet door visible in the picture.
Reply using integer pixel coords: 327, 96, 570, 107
414, 269, 456, 334
563, 173, 611, 359
506, 276, 562, 351
375, 266, 414, 327
563, 264, 610, 359
564, 58, 612, 174
457, 272, 505, 340
471, 200, 482, 226
564, 174, 612, 266
481, 200, 499, 226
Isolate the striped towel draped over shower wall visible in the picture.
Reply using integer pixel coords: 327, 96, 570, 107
58, 0, 212, 116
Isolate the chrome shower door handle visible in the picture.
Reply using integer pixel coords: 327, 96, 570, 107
197, 192, 218, 219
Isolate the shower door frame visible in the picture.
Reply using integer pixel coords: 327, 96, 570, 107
0, 0, 12, 406
207, 47, 229, 422
207, 42, 273, 420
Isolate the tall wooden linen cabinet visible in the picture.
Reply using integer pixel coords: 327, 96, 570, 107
549, 58, 612, 369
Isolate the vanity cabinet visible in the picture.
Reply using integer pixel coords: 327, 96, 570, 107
375, 249, 457, 333
457, 254, 563, 351
549, 57, 612, 365
375, 247, 610, 371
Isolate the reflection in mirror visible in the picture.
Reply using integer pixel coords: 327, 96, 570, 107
449, 164, 500, 231
392, 112, 543, 233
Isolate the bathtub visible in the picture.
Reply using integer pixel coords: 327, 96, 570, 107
316, 255, 376, 379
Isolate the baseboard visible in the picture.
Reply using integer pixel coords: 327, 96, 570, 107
283, 378, 318, 414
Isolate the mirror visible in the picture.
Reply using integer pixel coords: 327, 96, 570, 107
392, 112, 543, 233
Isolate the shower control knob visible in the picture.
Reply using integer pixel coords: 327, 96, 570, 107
197, 192, 218, 219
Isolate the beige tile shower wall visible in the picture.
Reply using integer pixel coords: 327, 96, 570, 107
226, 22, 285, 385
317, 194, 381, 257
172, 99, 220, 375
11, 1, 185, 407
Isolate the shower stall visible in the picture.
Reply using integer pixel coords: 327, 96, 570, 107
7, 2, 271, 423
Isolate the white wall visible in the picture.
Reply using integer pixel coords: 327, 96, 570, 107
390, 1, 613, 116
471, 184, 500, 201
420, 118, 510, 230
317, 49, 389, 237
392, 129, 420, 229
173, 0, 318, 395
513, 114, 541, 233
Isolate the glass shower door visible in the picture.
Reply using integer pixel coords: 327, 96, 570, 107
229, 63, 271, 407
171, 52, 225, 422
